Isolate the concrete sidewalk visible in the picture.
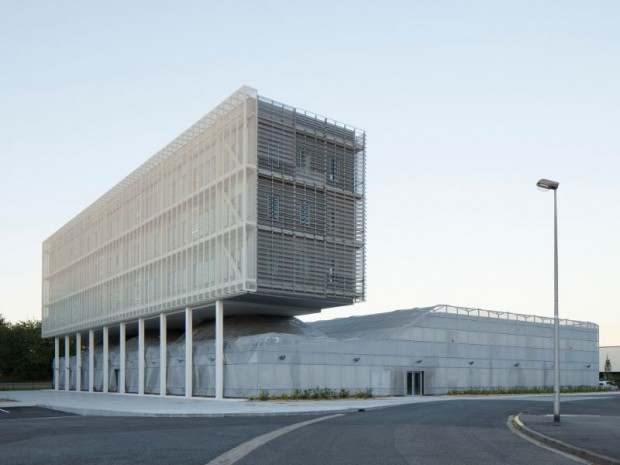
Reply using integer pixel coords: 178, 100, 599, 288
0, 389, 444, 417
516, 413, 620, 465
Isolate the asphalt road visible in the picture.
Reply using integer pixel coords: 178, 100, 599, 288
0, 396, 614, 465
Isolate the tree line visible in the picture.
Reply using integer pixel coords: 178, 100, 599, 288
0, 315, 53, 381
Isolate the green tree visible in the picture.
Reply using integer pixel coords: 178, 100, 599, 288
12, 320, 54, 380
0, 316, 53, 381
604, 355, 612, 380
0, 314, 10, 377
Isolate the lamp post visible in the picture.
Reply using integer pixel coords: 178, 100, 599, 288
536, 178, 560, 423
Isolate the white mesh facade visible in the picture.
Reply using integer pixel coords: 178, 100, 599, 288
42, 86, 367, 340
42, 87, 259, 337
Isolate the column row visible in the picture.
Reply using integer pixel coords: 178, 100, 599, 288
53, 300, 225, 399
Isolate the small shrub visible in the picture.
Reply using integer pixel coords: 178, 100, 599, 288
446, 385, 605, 396
354, 388, 373, 399
252, 387, 372, 401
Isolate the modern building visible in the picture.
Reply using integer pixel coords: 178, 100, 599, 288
43, 86, 367, 398
54, 304, 599, 396
44, 87, 598, 398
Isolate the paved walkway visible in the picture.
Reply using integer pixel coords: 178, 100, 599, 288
0, 390, 443, 417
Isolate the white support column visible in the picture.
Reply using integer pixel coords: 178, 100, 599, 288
215, 300, 224, 400
185, 308, 193, 398
119, 322, 126, 394
102, 326, 109, 394
76, 333, 82, 392
64, 335, 70, 391
138, 318, 145, 395
54, 337, 60, 390
160, 313, 167, 397
88, 330, 94, 393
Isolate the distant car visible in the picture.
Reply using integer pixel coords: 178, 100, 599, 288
599, 380, 619, 390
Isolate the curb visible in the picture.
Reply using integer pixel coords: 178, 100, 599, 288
34, 403, 378, 418
512, 414, 620, 465
0, 402, 36, 409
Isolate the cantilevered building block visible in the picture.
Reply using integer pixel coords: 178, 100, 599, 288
42, 86, 366, 338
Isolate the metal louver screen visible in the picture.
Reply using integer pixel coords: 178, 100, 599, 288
255, 97, 366, 303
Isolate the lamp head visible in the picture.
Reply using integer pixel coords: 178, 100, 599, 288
536, 179, 559, 191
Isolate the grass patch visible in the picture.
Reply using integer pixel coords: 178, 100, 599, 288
249, 387, 374, 401
0, 382, 52, 391
446, 385, 610, 395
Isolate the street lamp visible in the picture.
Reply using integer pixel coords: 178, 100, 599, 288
536, 178, 560, 423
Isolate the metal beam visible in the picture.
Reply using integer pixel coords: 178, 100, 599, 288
185, 308, 193, 398
64, 335, 70, 391
215, 300, 224, 399
54, 337, 59, 390
102, 326, 109, 394
76, 333, 82, 392
88, 330, 94, 392
119, 322, 126, 394
160, 313, 167, 397
138, 318, 145, 395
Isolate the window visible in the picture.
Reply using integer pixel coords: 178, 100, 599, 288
297, 147, 311, 169
329, 158, 340, 181
296, 252, 309, 280
268, 195, 280, 220
267, 140, 281, 166
271, 252, 280, 275
299, 202, 310, 226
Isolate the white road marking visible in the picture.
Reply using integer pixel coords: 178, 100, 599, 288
206, 413, 343, 465
0, 408, 10, 413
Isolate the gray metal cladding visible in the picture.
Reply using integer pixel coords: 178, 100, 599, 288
255, 97, 366, 302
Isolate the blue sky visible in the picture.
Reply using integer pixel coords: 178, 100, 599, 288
1, 1, 618, 345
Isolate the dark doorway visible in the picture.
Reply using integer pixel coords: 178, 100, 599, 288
414, 371, 424, 395
407, 371, 424, 395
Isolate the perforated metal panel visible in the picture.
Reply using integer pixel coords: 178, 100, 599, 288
42, 88, 367, 338
255, 97, 366, 302
43, 87, 259, 337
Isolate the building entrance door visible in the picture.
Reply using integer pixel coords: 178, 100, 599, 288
414, 371, 424, 395
407, 371, 424, 395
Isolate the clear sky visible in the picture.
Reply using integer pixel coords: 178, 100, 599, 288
1, 1, 618, 345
